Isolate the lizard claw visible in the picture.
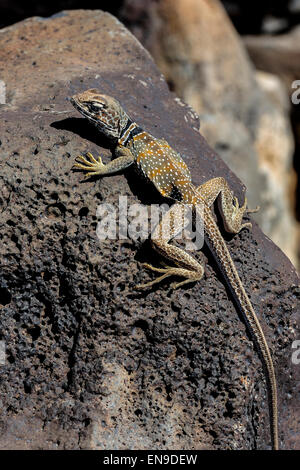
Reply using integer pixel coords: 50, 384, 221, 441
136, 262, 203, 290
86, 152, 100, 164
241, 197, 260, 214
247, 205, 260, 214
136, 263, 176, 289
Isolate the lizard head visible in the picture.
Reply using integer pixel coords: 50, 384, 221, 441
70, 89, 130, 140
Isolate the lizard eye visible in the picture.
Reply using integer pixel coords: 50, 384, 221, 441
89, 103, 103, 113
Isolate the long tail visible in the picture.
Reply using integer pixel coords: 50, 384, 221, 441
203, 206, 278, 450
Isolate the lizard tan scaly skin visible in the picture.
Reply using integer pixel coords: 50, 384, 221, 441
70, 89, 278, 450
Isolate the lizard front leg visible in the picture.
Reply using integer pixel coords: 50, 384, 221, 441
137, 203, 205, 289
196, 177, 259, 233
73, 145, 134, 177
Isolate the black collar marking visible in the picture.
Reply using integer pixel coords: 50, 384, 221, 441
120, 120, 144, 145
130, 126, 144, 138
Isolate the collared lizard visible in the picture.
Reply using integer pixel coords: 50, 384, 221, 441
69, 89, 278, 450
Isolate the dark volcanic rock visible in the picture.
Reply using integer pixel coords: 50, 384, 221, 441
0, 10, 299, 450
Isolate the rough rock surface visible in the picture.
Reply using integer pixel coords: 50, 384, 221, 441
126, 0, 298, 267
0, 10, 299, 450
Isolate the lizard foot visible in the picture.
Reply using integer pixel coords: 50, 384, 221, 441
240, 198, 260, 231
136, 263, 203, 290
246, 204, 260, 214
227, 197, 259, 232
241, 201, 260, 231
73, 152, 106, 177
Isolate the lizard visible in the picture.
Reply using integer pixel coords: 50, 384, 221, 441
69, 88, 278, 450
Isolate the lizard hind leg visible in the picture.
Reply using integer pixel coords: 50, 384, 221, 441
137, 203, 205, 290
196, 177, 259, 234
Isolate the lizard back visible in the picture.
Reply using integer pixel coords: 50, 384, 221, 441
125, 129, 194, 201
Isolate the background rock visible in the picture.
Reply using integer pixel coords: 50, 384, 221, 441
243, 26, 300, 262
244, 26, 300, 89
221, 0, 300, 35
0, 9, 299, 450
